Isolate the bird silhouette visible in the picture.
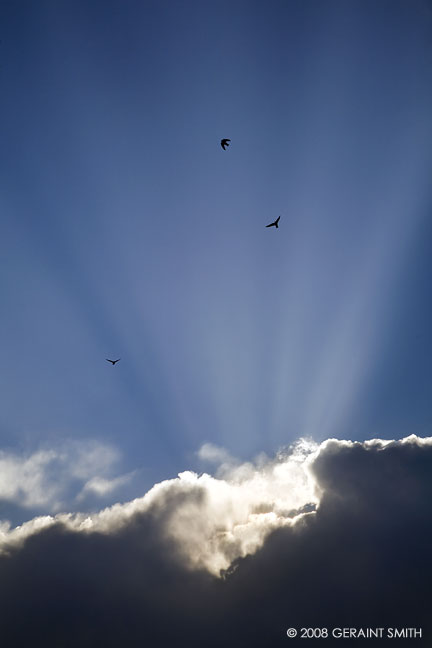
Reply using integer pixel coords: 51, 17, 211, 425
106, 358, 121, 365
221, 138, 231, 150
266, 216, 281, 228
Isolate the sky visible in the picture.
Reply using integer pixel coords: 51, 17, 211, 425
0, 0, 431, 644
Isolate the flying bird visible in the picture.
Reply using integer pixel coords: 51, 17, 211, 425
266, 216, 281, 228
106, 358, 121, 365
221, 138, 231, 150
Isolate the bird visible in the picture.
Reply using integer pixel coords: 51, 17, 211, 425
221, 138, 231, 150
106, 358, 121, 365
266, 216, 281, 228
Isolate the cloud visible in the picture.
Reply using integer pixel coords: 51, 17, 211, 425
0, 435, 431, 647
0, 439, 131, 513
197, 441, 236, 467
0, 438, 319, 573
76, 472, 135, 500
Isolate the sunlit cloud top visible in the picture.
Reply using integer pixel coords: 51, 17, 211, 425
2, 434, 430, 576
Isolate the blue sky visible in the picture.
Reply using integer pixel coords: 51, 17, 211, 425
0, 0, 431, 521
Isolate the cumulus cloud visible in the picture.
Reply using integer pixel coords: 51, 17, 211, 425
0, 435, 431, 647
0, 438, 319, 573
0, 439, 132, 513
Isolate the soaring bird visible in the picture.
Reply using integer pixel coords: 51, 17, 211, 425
221, 138, 231, 150
266, 216, 281, 228
106, 358, 121, 365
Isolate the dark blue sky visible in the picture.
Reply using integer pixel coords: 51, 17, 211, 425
0, 0, 431, 518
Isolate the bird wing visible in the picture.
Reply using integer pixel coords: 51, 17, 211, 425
106, 359, 114, 363
266, 222, 275, 227
275, 216, 281, 224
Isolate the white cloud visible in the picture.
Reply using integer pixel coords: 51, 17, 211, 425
197, 442, 235, 468
0, 440, 131, 512
77, 472, 135, 500
1, 434, 430, 578
0, 437, 321, 573
0, 449, 60, 509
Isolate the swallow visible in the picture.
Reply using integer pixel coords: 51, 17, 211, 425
221, 138, 231, 150
106, 358, 121, 365
266, 216, 281, 228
